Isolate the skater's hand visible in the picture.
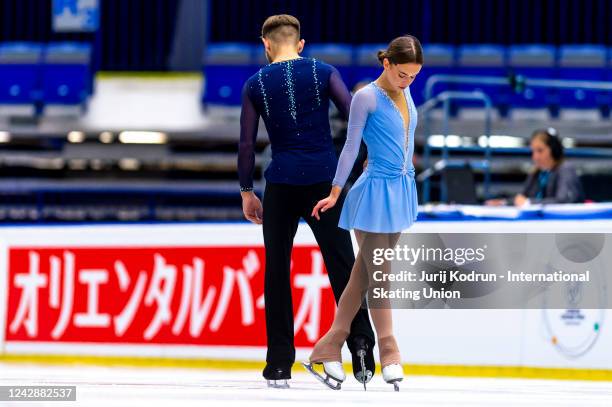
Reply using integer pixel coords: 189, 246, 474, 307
312, 196, 337, 220
241, 191, 263, 224
513, 194, 529, 207
311, 186, 341, 221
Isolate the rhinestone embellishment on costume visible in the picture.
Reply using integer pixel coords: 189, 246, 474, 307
372, 82, 411, 171
284, 60, 298, 127
312, 58, 321, 107
257, 70, 270, 117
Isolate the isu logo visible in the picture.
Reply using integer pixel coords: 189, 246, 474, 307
541, 235, 606, 358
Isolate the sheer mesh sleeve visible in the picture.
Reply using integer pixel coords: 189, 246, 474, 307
332, 86, 375, 188
328, 66, 351, 120
237, 83, 260, 189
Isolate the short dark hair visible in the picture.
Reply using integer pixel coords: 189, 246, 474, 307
377, 35, 424, 65
261, 14, 300, 44
531, 128, 564, 162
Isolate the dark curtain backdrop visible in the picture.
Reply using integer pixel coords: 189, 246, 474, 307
1, 0, 609, 71
0, 0, 179, 70
209, 0, 611, 45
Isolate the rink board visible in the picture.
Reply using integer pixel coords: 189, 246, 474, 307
1, 220, 612, 378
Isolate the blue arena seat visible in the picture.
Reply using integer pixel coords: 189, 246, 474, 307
252, 45, 269, 68
303, 43, 354, 87
202, 43, 257, 106
199, 41, 612, 115
456, 44, 509, 112
353, 43, 387, 87
507, 44, 557, 110
0, 42, 43, 105
558, 45, 609, 112
606, 47, 612, 116
41, 42, 93, 106
416, 44, 456, 106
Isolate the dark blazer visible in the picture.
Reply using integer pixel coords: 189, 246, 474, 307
522, 161, 584, 204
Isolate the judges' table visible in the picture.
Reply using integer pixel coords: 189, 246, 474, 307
410, 202, 612, 232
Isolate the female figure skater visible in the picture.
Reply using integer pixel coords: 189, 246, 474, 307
303, 35, 423, 391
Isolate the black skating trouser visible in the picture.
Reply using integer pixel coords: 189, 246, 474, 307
262, 181, 375, 366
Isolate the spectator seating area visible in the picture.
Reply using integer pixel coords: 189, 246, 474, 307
0, 42, 94, 114
202, 43, 612, 117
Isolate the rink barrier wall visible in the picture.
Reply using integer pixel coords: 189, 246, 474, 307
1, 222, 612, 381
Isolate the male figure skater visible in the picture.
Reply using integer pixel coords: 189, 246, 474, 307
237, 14, 375, 388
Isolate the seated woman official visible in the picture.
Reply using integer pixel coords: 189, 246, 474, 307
486, 128, 584, 207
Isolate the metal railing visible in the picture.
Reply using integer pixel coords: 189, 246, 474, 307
424, 74, 612, 102
419, 90, 493, 203
420, 74, 612, 203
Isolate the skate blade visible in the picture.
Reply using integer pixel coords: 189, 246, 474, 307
386, 378, 402, 392
355, 370, 373, 385
355, 349, 373, 387
301, 362, 342, 390
266, 379, 290, 389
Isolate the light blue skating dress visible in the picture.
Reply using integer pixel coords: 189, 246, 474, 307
333, 82, 418, 233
